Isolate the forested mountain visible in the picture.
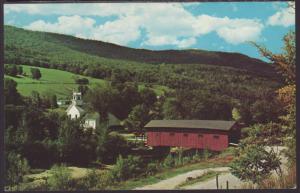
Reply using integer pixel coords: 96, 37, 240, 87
5, 25, 277, 78
4, 25, 283, 122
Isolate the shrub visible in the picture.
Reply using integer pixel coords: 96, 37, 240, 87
29, 168, 46, 174
47, 164, 72, 191
110, 155, 145, 182
192, 150, 201, 162
101, 132, 130, 164
202, 148, 212, 160
4, 64, 18, 76
182, 157, 192, 165
74, 169, 100, 190
75, 77, 89, 85
30, 68, 41, 80
73, 169, 112, 190
146, 162, 160, 176
162, 154, 174, 168
230, 144, 281, 185
174, 149, 184, 167
5, 152, 30, 190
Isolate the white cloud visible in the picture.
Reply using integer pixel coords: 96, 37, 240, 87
25, 15, 96, 38
193, 15, 263, 44
90, 15, 141, 45
216, 18, 263, 44
267, 6, 295, 27
18, 3, 264, 47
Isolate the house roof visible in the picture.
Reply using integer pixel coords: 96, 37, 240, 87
85, 112, 99, 120
66, 103, 85, 113
144, 120, 236, 131
83, 112, 121, 126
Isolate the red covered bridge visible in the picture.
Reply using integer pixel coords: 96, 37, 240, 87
144, 120, 237, 151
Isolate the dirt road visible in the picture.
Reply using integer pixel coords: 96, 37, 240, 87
134, 167, 230, 190
182, 172, 247, 189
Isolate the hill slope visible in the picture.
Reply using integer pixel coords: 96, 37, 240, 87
4, 25, 276, 77
5, 65, 169, 98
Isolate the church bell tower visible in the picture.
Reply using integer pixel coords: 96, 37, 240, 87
72, 91, 83, 106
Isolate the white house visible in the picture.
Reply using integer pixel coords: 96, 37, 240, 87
66, 92, 85, 119
66, 91, 122, 130
66, 104, 85, 119
65, 91, 101, 130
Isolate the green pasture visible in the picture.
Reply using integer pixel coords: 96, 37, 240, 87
5, 65, 169, 98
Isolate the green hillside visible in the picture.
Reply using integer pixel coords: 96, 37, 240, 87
4, 25, 282, 108
4, 25, 277, 78
4, 65, 169, 98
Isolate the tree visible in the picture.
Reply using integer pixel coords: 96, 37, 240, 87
50, 94, 58, 109
251, 31, 295, 84
250, 99, 281, 124
57, 118, 84, 163
240, 123, 285, 146
232, 107, 241, 121
101, 132, 130, 163
5, 152, 30, 190
75, 77, 89, 85
78, 85, 89, 96
110, 155, 145, 181
139, 87, 157, 107
30, 91, 42, 108
163, 98, 185, 119
124, 104, 151, 133
231, 18, 296, 185
230, 144, 281, 185
4, 64, 18, 76
30, 68, 42, 80
17, 65, 23, 75
280, 101, 296, 165
252, 17, 295, 165
4, 78, 23, 105
85, 83, 117, 121
110, 82, 141, 119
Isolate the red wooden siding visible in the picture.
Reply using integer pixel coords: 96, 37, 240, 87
146, 129, 229, 151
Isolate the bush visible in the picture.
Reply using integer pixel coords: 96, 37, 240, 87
101, 132, 130, 164
146, 162, 160, 176
192, 150, 201, 162
71, 170, 112, 190
29, 168, 46, 174
47, 164, 72, 191
203, 148, 212, 160
110, 155, 145, 181
5, 152, 30, 189
75, 77, 89, 85
30, 68, 41, 80
230, 144, 281, 185
73, 169, 111, 190
182, 157, 192, 165
4, 64, 18, 76
162, 154, 174, 168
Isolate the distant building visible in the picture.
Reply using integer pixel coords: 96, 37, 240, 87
66, 91, 122, 130
144, 120, 238, 151
57, 99, 70, 106
66, 92, 85, 119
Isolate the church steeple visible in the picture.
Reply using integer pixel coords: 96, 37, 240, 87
72, 91, 83, 106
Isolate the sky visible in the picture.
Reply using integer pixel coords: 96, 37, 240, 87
4, 2, 295, 61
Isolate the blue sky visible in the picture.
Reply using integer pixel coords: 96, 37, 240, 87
4, 2, 295, 61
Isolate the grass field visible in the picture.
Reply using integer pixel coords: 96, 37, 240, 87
4, 65, 170, 98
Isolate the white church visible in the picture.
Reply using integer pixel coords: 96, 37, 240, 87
66, 91, 121, 130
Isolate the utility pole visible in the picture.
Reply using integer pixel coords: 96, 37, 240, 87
216, 174, 219, 189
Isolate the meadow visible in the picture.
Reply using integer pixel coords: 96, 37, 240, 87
4, 65, 169, 98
